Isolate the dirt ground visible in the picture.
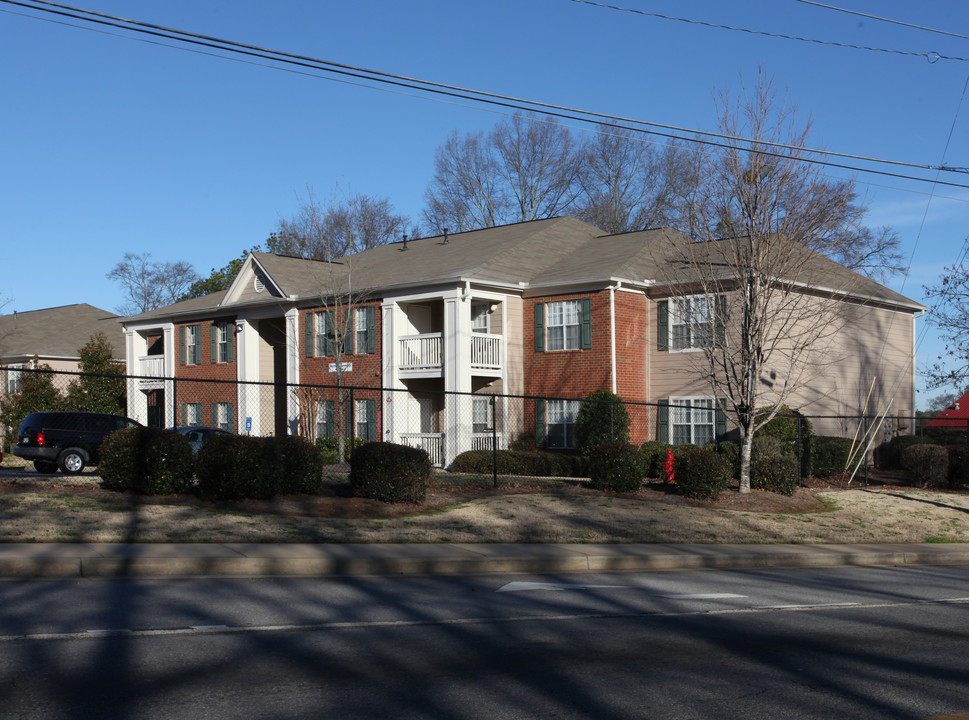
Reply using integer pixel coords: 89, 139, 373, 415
2, 463, 969, 545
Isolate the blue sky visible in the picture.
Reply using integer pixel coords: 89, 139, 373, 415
2, 0, 968, 405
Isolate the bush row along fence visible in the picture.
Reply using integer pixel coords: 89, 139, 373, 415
2, 366, 967, 485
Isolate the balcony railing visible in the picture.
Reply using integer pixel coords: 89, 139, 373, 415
471, 333, 501, 371
138, 356, 165, 379
398, 333, 443, 372
471, 432, 504, 451
399, 432, 445, 467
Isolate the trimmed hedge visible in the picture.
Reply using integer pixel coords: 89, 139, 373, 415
451, 449, 586, 477
575, 390, 630, 455
273, 435, 325, 496
639, 441, 671, 479
812, 436, 855, 478
675, 447, 732, 500
99, 426, 195, 495
316, 436, 369, 465
900, 443, 949, 488
757, 406, 813, 477
350, 442, 431, 503
751, 454, 799, 496
946, 445, 969, 488
588, 442, 642, 492
195, 434, 323, 501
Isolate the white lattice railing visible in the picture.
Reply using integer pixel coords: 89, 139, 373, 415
138, 356, 165, 378
398, 333, 443, 371
399, 433, 445, 466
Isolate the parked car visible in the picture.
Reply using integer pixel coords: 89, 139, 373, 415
13, 411, 141, 474
168, 426, 234, 453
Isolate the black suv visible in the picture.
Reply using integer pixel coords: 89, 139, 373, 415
13, 411, 141, 474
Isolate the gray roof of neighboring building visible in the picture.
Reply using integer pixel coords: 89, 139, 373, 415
0, 304, 123, 361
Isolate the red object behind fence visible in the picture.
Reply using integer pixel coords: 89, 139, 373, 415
663, 447, 675, 483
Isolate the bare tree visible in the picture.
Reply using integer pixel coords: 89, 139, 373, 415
106, 253, 198, 315
676, 75, 867, 492
423, 113, 580, 233
924, 247, 969, 391
575, 127, 696, 234
271, 187, 408, 261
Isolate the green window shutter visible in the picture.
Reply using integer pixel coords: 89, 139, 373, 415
227, 402, 235, 433
716, 398, 728, 440
346, 310, 355, 355
210, 403, 217, 427
580, 298, 592, 349
716, 294, 727, 344
226, 324, 235, 363
325, 400, 335, 437
210, 323, 218, 363
657, 300, 669, 351
324, 313, 334, 357
657, 399, 670, 443
366, 398, 376, 441
181, 404, 186, 426
305, 313, 313, 358
192, 326, 201, 365
534, 303, 545, 352
367, 306, 377, 353
179, 326, 186, 365
535, 399, 546, 447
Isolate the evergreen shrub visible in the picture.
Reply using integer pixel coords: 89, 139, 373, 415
588, 442, 642, 492
350, 442, 431, 503
99, 426, 194, 495
812, 436, 854, 477
316, 436, 369, 465
639, 441, 671, 479
450, 449, 585, 477
195, 434, 278, 500
900, 443, 949, 488
751, 454, 799, 495
274, 435, 324, 495
757, 406, 813, 477
944, 445, 969, 488
714, 440, 740, 478
574, 390, 630, 455
675, 447, 732, 500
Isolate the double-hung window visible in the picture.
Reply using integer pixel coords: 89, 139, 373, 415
670, 397, 715, 446
472, 396, 492, 434
545, 399, 582, 449
471, 304, 489, 334
314, 312, 332, 357
214, 402, 233, 432
181, 325, 201, 365
671, 295, 713, 351
4, 365, 22, 394
184, 403, 202, 427
214, 323, 232, 363
547, 300, 581, 351
354, 308, 368, 352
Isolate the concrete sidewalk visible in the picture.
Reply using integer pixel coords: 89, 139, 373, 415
2, 542, 969, 578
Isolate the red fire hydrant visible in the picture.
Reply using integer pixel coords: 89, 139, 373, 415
663, 447, 675, 484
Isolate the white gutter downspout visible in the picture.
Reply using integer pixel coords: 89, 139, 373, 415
610, 283, 619, 394
913, 308, 926, 413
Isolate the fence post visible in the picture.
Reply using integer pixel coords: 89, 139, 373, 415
171, 376, 177, 429
796, 415, 802, 485
491, 394, 498, 489
348, 387, 355, 462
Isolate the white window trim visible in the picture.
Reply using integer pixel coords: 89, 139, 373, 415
670, 396, 715, 446
216, 323, 230, 364
186, 325, 201, 365
354, 307, 368, 354
546, 300, 582, 352
669, 294, 713, 353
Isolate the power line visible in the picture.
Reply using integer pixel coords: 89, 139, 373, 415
567, 0, 969, 63
3, 0, 969, 191
796, 1, 969, 43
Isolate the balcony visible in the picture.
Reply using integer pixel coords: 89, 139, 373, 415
397, 333, 502, 377
399, 432, 445, 467
137, 355, 166, 388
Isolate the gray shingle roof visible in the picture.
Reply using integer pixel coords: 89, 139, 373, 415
0, 304, 122, 360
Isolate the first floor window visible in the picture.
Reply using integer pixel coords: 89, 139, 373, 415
185, 403, 202, 426
671, 397, 715, 446
214, 402, 234, 432
316, 400, 334, 439
354, 398, 377, 441
545, 399, 582, 449
473, 396, 492, 434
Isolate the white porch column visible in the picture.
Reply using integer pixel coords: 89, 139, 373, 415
443, 289, 472, 466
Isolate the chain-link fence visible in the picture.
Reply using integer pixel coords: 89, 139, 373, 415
2, 365, 966, 483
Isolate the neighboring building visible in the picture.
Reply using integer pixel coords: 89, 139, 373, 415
926, 391, 969, 430
120, 217, 925, 465
0, 303, 123, 403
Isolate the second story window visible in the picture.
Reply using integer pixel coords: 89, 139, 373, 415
471, 304, 489, 334
354, 308, 369, 353
314, 312, 333, 357
534, 298, 592, 352
671, 295, 712, 351
181, 324, 201, 365
212, 322, 234, 363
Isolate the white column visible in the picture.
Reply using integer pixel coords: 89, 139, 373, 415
443, 289, 472, 466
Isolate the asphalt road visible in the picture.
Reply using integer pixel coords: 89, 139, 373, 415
2, 565, 969, 719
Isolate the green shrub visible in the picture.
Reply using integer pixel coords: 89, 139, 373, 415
714, 440, 740, 479
900, 443, 949, 488
575, 390, 630, 455
316, 436, 369, 464
274, 435, 324, 495
675, 447, 732, 500
883, 435, 923, 470
751, 454, 799, 495
450, 449, 585, 477
350, 442, 431, 503
639, 441, 671, 479
757, 406, 813, 477
195, 434, 278, 501
812, 436, 855, 477
99, 426, 194, 495
752, 434, 790, 459
588, 442, 642, 492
